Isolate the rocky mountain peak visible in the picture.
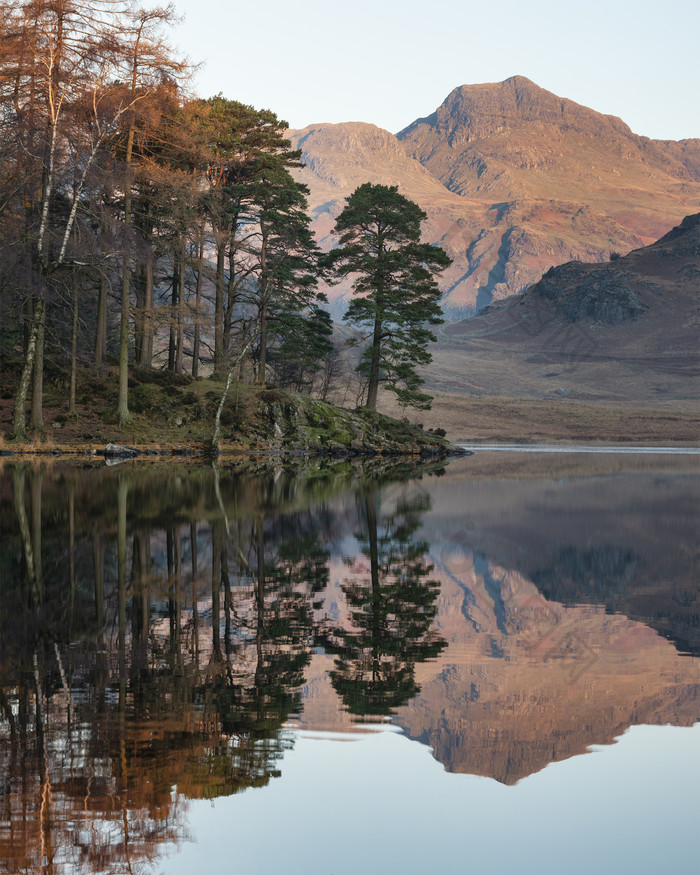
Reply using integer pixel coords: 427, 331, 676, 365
289, 121, 429, 192
288, 80, 700, 318
400, 76, 634, 148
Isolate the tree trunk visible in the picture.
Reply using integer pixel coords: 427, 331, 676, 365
13, 299, 45, 438
214, 241, 225, 376
118, 248, 131, 426
133, 266, 145, 365
168, 250, 178, 371
257, 296, 268, 385
140, 252, 154, 367
256, 231, 268, 386
211, 334, 256, 451
30, 300, 45, 431
95, 275, 107, 366
192, 237, 203, 377
223, 239, 237, 356
69, 270, 78, 415
118, 125, 136, 427
176, 238, 185, 374
366, 314, 382, 412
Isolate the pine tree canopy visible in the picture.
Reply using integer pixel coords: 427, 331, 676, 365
329, 183, 451, 411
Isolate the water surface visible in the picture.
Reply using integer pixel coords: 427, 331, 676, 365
0, 453, 698, 874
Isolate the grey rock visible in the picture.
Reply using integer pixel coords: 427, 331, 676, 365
104, 443, 139, 458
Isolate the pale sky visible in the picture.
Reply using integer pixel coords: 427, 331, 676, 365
171, 0, 700, 141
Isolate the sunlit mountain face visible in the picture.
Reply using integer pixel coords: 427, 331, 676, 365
289, 77, 700, 319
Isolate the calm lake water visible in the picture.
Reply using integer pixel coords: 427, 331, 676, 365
1, 453, 698, 875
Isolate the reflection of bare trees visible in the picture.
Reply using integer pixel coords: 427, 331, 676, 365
0, 463, 336, 874
0, 461, 447, 871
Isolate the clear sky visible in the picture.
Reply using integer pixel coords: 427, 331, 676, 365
170, 0, 700, 141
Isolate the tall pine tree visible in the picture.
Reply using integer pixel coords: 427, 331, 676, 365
329, 183, 451, 411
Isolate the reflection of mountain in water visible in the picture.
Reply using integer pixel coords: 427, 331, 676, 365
297, 460, 700, 784
395, 555, 699, 785
532, 545, 700, 657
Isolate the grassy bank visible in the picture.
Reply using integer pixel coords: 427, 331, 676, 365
381, 392, 700, 445
0, 363, 455, 456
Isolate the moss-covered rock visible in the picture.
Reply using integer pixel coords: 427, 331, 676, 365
242, 390, 458, 457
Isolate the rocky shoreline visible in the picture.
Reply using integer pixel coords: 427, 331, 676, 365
1, 386, 473, 460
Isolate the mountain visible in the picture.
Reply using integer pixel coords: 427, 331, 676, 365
289, 77, 700, 318
427, 212, 700, 402
287, 121, 490, 316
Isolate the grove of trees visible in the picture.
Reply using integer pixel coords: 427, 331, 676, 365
0, 2, 450, 441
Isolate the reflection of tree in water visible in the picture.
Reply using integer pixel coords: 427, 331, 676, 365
198, 511, 328, 781
0, 464, 330, 873
323, 490, 446, 718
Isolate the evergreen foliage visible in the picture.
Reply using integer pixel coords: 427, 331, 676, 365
329, 183, 451, 411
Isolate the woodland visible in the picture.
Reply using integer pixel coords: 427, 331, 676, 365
0, 0, 449, 443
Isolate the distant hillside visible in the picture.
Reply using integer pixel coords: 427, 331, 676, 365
290, 77, 700, 318
429, 213, 700, 402
287, 121, 489, 317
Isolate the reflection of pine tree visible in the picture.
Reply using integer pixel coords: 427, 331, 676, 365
325, 491, 446, 718
216, 518, 328, 737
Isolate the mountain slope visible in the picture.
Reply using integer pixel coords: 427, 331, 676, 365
290, 78, 700, 317
429, 213, 700, 402
287, 121, 492, 316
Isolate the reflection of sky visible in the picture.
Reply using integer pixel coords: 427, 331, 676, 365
161, 723, 700, 875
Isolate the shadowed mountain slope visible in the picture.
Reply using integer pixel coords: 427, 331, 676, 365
428, 213, 700, 402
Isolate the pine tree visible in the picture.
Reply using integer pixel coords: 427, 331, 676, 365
330, 183, 451, 411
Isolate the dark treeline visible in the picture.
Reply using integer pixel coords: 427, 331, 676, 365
0, 462, 444, 872
0, 0, 335, 439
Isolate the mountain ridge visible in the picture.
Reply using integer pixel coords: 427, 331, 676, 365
289, 77, 700, 317
426, 211, 700, 402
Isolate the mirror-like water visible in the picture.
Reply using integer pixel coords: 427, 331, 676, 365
0, 454, 698, 875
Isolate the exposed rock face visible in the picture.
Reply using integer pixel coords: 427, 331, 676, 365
533, 266, 649, 324
243, 389, 458, 456
398, 76, 700, 198
290, 77, 700, 318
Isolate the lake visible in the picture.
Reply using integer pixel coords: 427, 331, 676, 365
0, 452, 698, 875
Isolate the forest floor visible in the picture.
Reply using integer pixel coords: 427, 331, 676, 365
0, 361, 453, 456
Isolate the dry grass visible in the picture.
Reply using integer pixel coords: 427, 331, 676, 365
379, 392, 700, 445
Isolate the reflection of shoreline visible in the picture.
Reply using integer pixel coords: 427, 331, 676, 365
1, 457, 698, 875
